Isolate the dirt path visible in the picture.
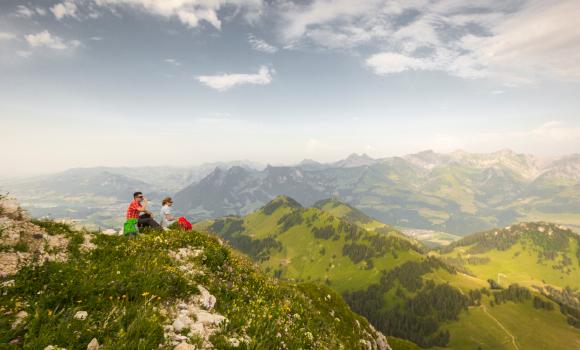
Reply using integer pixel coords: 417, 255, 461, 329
481, 305, 519, 350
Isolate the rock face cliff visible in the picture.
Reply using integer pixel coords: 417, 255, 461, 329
0, 195, 390, 350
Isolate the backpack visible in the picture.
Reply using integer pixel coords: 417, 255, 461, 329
123, 218, 139, 235
178, 217, 192, 231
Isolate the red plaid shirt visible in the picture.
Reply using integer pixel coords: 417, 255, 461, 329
126, 200, 143, 219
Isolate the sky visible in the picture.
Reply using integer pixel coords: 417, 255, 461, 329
0, 0, 579, 177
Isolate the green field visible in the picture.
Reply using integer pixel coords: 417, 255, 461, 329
443, 298, 580, 350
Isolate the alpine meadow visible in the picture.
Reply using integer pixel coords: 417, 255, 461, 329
1, 0, 580, 349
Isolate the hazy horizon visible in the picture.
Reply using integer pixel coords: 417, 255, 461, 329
1, 147, 578, 179
1, 0, 579, 177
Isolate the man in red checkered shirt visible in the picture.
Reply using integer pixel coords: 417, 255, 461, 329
127, 192, 161, 230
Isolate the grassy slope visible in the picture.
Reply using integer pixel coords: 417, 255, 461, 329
443, 297, 580, 350
313, 198, 389, 232
195, 200, 580, 349
268, 222, 421, 293
0, 221, 388, 350
196, 197, 424, 293
433, 223, 580, 349
437, 223, 580, 290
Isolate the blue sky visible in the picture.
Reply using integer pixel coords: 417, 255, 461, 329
0, 0, 579, 176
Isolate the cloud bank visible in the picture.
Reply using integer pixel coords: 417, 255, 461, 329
278, 0, 580, 84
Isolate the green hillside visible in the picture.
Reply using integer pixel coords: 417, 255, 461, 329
195, 195, 423, 293
197, 197, 580, 349
437, 222, 580, 290
313, 198, 391, 232
0, 219, 391, 349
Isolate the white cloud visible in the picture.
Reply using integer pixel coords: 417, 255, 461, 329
36, 7, 47, 16
366, 52, 435, 74
248, 35, 278, 53
14, 5, 35, 18
0, 32, 16, 41
197, 66, 274, 91
279, 0, 383, 40
51, 1, 79, 20
276, 0, 580, 84
25, 31, 81, 50
91, 0, 262, 29
163, 58, 181, 66
90, 36, 104, 41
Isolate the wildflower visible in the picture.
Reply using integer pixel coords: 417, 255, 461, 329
47, 309, 53, 316
141, 291, 150, 297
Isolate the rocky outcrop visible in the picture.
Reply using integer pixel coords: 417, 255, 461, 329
0, 197, 69, 277
163, 246, 234, 349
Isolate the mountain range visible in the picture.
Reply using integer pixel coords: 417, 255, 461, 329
176, 150, 580, 235
2, 149, 579, 235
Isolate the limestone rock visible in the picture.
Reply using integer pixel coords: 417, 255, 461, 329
188, 322, 205, 336
174, 342, 196, 350
197, 285, 216, 310
195, 310, 225, 326
172, 314, 193, 333
11, 310, 28, 329
87, 338, 99, 350
74, 311, 88, 320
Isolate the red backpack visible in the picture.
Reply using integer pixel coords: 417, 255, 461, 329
178, 217, 192, 231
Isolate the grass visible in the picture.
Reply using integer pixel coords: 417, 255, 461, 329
438, 240, 580, 289
265, 224, 422, 293
442, 296, 580, 350
203, 200, 424, 293
0, 221, 386, 349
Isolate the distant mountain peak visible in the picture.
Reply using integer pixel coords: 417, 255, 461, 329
298, 158, 321, 165
333, 153, 377, 168
313, 197, 351, 209
261, 195, 303, 214
346, 153, 373, 160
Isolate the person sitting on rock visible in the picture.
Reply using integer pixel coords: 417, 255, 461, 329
126, 191, 161, 231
